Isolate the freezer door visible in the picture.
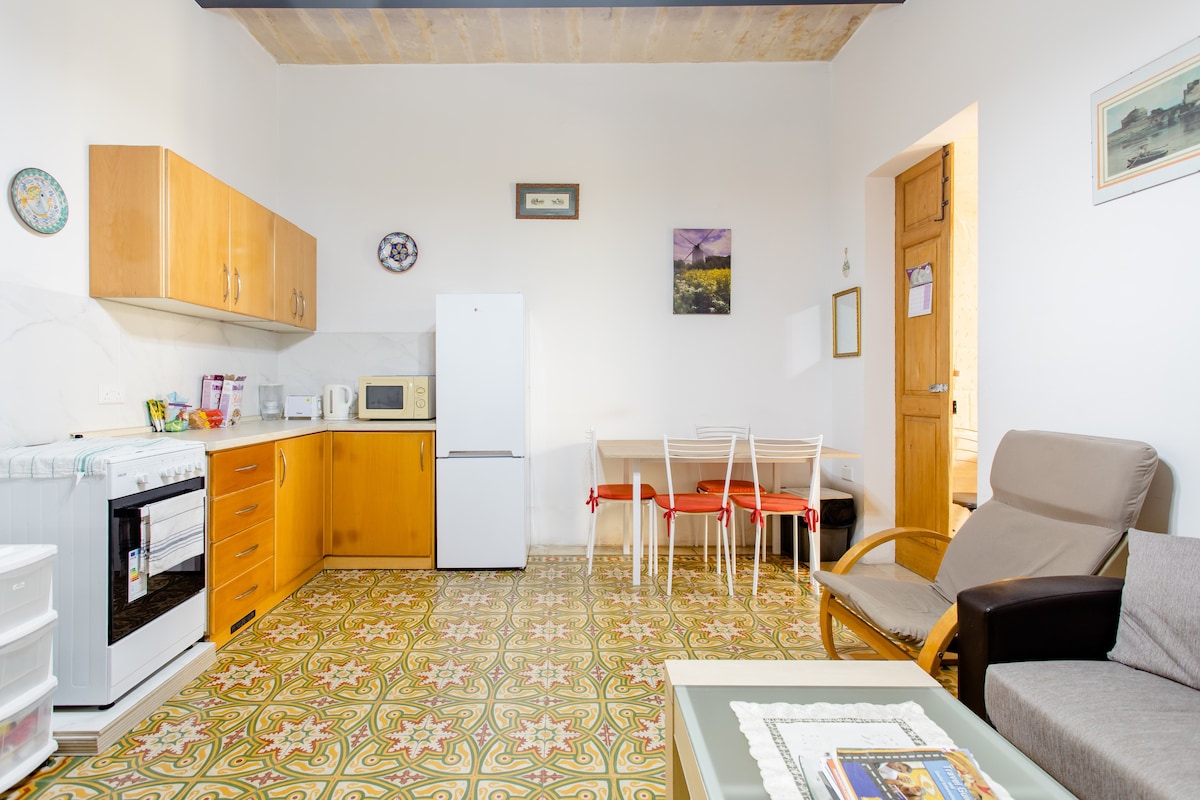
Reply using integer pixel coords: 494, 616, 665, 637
436, 456, 528, 569
435, 293, 525, 457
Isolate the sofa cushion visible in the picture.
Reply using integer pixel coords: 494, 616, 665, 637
813, 571, 949, 644
986, 660, 1200, 800
1107, 530, 1200, 690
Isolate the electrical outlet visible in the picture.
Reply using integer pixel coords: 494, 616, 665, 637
841, 464, 854, 482
98, 384, 125, 405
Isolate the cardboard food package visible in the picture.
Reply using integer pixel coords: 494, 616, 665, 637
217, 375, 246, 426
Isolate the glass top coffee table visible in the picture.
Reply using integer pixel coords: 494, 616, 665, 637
663, 660, 1076, 800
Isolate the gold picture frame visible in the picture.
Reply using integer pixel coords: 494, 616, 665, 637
833, 286, 861, 358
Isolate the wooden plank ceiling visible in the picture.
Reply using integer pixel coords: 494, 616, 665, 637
197, 1, 896, 64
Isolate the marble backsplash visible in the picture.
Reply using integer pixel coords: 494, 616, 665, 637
0, 281, 432, 448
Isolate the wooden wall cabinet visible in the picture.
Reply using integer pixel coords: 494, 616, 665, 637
90, 144, 313, 331
208, 442, 277, 646
275, 433, 325, 589
274, 215, 317, 331
330, 431, 435, 565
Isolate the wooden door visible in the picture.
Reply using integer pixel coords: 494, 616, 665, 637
331, 432, 434, 557
895, 146, 954, 579
165, 151, 230, 309
229, 189, 275, 320
274, 216, 318, 330
275, 433, 325, 589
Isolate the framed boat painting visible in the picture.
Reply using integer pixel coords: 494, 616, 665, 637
1092, 36, 1200, 204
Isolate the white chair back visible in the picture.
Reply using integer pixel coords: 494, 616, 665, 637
694, 424, 750, 440
662, 436, 738, 509
747, 435, 824, 510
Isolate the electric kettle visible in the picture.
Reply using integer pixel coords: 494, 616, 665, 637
323, 384, 353, 420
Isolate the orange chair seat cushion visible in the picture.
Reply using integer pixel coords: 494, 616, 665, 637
596, 483, 657, 501
696, 479, 764, 494
730, 493, 810, 514
653, 493, 726, 514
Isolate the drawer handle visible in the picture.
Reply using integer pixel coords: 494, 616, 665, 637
234, 464, 259, 473
234, 544, 260, 559
234, 504, 259, 516
234, 584, 259, 601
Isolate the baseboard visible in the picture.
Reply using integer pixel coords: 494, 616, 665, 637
51, 642, 217, 756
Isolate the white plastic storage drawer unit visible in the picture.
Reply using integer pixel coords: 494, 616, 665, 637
0, 546, 55, 637
0, 676, 57, 794
0, 612, 56, 707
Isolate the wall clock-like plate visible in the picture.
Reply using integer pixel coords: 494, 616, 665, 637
10, 167, 69, 234
378, 231, 418, 272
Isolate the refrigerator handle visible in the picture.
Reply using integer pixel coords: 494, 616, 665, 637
446, 450, 516, 458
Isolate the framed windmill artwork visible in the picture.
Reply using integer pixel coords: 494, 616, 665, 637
672, 228, 731, 315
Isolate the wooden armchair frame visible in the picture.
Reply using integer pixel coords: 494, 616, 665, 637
818, 526, 957, 675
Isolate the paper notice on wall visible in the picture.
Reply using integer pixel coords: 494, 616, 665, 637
906, 262, 933, 318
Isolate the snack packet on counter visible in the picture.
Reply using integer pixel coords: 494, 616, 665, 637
164, 392, 191, 432
201, 375, 224, 409
146, 399, 166, 432
188, 408, 224, 429
217, 375, 245, 426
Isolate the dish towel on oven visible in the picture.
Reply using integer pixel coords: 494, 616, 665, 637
145, 492, 205, 575
0, 437, 183, 479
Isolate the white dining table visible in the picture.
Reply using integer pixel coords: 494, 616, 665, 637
596, 439, 860, 586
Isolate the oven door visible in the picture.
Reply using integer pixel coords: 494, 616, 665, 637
109, 477, 206, 645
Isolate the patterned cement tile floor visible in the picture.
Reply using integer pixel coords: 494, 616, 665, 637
7, 555, 956, 799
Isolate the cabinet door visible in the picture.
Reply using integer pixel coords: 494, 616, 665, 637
275, 433, 325, 587
274, 215, 318, 331
331, 432, 434, 557
229, 190, 275, 320
166, 151, 230, 310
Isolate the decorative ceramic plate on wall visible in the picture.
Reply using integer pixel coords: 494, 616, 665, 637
378, 231, 418, 272
9, 167, 69, 234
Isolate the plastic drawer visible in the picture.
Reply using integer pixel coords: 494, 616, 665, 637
0, 676, 57, 794
0, 546, 55, 639
0, 612, 55, 708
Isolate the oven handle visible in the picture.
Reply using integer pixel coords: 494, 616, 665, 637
235, 584, 259, 601
234, 504, 259, 516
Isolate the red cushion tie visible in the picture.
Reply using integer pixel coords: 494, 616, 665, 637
805, 507, 819, 529
663, 508, 677, 537
750, 508, 765, 527
717, 505, 730, 525
585, 488, 599, 512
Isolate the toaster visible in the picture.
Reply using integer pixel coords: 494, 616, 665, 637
284, 394, 322, 420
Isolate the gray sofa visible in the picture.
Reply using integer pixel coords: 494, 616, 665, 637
957, 530, 1200, 800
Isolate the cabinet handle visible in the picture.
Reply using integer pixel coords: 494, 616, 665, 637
234, 463, 259, 473
234, 544, 259, 559
234, 268, 242, 304
222, 264, 230, 301
420, 439, 425, 471
291, 288, 298, 319
279, 448, 288, 487
234, 503, 259, 516
235, 584, 259, 601
299, 291, 306, 320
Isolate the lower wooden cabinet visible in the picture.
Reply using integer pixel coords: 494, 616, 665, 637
208, 443, 276, 646
275, 433, 325, 590
330, 431, 435, 564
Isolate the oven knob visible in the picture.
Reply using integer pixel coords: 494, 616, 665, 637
136, 473, 150, 487
161, 469, 173, 481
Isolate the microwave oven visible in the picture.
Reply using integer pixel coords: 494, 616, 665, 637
358, 375, 435, 420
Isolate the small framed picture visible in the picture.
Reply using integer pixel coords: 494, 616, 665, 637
515, 183, 579, 219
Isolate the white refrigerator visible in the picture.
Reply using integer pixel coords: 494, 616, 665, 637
435, 293, 528, 569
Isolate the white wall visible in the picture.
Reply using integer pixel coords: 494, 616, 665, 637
0, 0, 283, 447
277, 63, 837, 546
830, 0, 1200, 536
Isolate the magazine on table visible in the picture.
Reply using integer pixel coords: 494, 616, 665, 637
730, 701, 1012, 800
823, 747, 1003, 800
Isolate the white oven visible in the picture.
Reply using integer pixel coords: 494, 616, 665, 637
0, 438, 207, 707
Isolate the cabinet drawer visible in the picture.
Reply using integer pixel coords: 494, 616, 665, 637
209, 443, 275, 496
211, 557, 275, 639
210, 480, 275, 542
211, 519, 274, 585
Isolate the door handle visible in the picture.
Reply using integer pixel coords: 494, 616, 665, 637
420, 439, 425, 471
234, 544, 259, 559
222, 264, 230, 301
299, 291, 306, 320
234, 503, 259, 516
234, 463, 259, 473
929, 383, 948, 393
234, 268, 242, 304
279, 448, 288, 486
235, 584, 259, 601
291, 288, 298, 319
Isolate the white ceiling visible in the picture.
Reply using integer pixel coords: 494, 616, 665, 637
205, 4, 889, 64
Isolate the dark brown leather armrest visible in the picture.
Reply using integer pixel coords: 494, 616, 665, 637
957, 575, 1125, 723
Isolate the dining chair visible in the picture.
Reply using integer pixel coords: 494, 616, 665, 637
654, 435, 738, 595
693, 425, 763, 569
584, 428, 658, 577
729, 435, 823, 596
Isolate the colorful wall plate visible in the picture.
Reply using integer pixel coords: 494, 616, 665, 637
378, 231, 418, 272
10, 167, 69, 234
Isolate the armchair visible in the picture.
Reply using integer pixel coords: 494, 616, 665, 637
815, 429, 1157, 676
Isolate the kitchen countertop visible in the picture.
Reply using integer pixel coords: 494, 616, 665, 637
76, 418, 436, 453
